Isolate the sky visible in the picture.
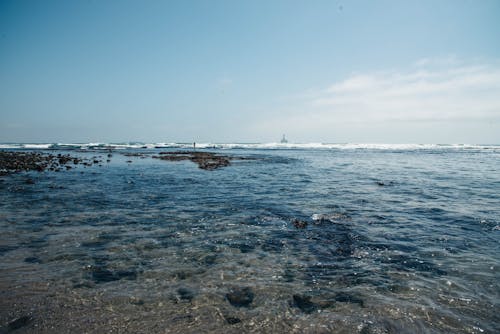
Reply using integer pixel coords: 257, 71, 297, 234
1, 0, 499, 144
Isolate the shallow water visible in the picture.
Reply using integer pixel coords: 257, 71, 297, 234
1, 147, 499, 333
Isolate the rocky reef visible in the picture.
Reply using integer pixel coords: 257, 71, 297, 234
0, 151, 84, 175
153, 151, 235, 170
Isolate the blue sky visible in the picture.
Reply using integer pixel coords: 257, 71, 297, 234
1, 0, 499, 143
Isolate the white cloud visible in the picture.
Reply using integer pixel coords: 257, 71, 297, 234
248, 58, 500, 142
310, 61, 500, 122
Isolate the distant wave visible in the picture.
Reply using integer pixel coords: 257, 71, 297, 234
0, 142, 499, 151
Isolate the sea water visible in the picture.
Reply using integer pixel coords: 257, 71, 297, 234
0, 145, 499, 333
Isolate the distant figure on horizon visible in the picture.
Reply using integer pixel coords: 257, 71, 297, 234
281, 134, 288, 143
193, 142, 196, 149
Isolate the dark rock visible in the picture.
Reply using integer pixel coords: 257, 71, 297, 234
231, 242, 255, 253
292, 219, 308, 229
201, 254, 217, 265
7, 315, 33, 330
24, 256, 41, 264
334, 292, 364, 306
177, 287, 195, 301
376, 181, 394, 186
173, 270, 192, 280
292, 294, 317, 313
225, 316, 241, 325
226, 287, 254, 307
115, 270, 137, 280
90, 267, 119, 283
0, 151, 83, 175
283, 268, 295, 282
24, 178, 35, 184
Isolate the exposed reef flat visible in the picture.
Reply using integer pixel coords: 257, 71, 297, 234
153, 151, 252, 170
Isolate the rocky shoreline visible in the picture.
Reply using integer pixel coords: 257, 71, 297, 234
0, 151, 89, 175
0, 150, 250, 175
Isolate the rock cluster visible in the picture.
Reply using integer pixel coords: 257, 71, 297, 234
0, 151, 102, 175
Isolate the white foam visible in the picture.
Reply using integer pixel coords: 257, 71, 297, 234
22, 143, 53, 149
1, 142, 498, 151
0, 144, 22, 149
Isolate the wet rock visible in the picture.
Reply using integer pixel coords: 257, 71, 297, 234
226, 287, 254, 307
7, 315, 33, 331
292, 219, 308, 229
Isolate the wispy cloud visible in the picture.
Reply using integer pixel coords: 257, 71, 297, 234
307, 59, 500, 122
247, 58, 500, 142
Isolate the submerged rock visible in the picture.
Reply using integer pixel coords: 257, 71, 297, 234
334, 292, 364, 307
88, 265, 138, 283
291, 294, 338, 313
225, 316, 241, 325
292, 294, 317, 313
7, 315, 33, 331
177, 287, 195, 301
24, 256, 41, 264
226, 287, 254, 307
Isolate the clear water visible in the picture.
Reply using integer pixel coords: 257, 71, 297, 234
0, 147, 499, 333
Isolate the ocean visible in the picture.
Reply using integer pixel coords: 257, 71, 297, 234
0, 143, 499, 333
